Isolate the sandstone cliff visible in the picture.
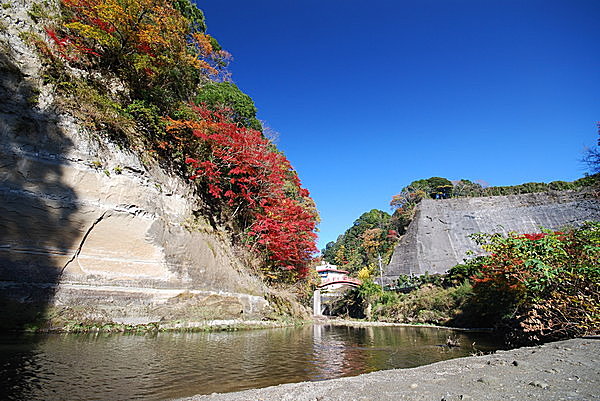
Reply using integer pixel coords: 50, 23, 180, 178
0, 2, 287, 329
384, 191, 600, 281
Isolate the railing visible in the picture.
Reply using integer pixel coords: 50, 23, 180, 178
318, 276, 362, 288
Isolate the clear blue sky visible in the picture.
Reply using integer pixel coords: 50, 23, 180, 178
195, 0, 600, 250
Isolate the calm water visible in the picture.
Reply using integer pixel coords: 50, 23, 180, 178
0, 324, 503, 400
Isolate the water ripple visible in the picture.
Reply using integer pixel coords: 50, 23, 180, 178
0, 326, 502, 400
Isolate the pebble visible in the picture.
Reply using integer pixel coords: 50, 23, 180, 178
410, 383, 418, 389
528, 380, 549, 389
476, 377, 497, 384
441, 394, 471, 401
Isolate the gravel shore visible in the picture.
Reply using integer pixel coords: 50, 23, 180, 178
177, 337, 599, 401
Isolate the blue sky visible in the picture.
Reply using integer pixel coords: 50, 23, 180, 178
196, 0, 600, 250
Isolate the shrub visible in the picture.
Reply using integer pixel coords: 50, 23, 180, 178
469, 222, 600, 344
373, 282, 474, 325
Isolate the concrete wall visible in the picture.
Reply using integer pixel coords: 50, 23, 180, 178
384, 191, 600, 282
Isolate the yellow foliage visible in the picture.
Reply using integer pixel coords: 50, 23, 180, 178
357, 265, 375, 281
62, 0, 222, 77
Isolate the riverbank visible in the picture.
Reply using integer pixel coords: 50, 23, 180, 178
315, 316, 494, 332
31, 318, 303, 334
177, 337, 599, 401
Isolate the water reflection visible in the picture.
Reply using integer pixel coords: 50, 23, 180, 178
0, 325, 502, 400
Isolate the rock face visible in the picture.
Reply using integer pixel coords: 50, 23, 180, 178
0, 1, 274, 329
384, 191, 600, 281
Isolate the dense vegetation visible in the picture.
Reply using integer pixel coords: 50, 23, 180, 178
333, 223, 600, 345
326, 155, 599, 344
28, 0, 318, 280
321, 210, 399, 275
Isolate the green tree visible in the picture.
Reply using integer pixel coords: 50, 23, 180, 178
404, 177, 453, 199
322, 209, 397, 273
171, 0, 207, 33
195, 82, 262, 131
452, 179, 484, 197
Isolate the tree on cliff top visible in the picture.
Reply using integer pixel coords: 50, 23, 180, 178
195, 82, 262, 131
583, 122, 600, 175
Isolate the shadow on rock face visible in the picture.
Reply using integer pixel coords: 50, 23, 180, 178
0, 50, 80, 331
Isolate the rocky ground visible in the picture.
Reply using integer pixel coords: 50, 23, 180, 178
177, 337, 599, 401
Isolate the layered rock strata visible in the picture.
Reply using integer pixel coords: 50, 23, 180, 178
0, 1, 272, 328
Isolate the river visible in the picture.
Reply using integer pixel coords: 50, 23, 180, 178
0, 324, 503, 400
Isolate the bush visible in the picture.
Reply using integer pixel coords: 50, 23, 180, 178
468, 222, 600, 344
195, 82, 262, 131
373, 282, 474, 325
167, 106, 318, 279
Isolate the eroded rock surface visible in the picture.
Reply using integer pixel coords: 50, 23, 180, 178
0, 1, 273, 328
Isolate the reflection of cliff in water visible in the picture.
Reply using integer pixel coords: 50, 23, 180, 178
0, 325, 503, 400
313, 324, 501, 377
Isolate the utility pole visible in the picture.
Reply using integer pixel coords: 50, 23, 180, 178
378, 252, 383, 290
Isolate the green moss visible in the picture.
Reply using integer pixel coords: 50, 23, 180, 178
18, 30, 41, 43
28, 3, 51, 22
182, 214, 212, 233
46, 319, 295, 333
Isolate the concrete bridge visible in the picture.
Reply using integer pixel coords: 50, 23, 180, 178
317, 277, 361, 289
313, 278, 361, 316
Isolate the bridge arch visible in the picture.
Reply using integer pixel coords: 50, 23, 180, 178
318, 278, 361, 289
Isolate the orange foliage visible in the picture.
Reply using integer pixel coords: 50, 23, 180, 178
60, 0, 229, 78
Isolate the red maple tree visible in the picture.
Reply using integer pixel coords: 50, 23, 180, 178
167, 105, 318, 278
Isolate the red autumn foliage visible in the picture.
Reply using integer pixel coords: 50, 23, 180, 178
522, 233, 547, 241
44, 27, 100, 61
167, 105, 318, 278
468, 225, 600, 344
